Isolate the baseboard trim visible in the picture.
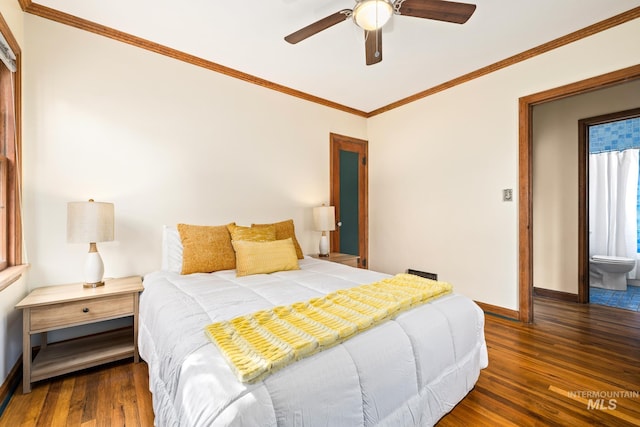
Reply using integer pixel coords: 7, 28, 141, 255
533, 287, 579, 303
475, 301, 519, 320
0, 356, 21, 417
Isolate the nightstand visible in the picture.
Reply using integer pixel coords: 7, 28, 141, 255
310, 252, 360, 268
15, 275, 143, 393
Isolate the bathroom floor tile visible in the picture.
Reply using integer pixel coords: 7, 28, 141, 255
590, 284, 640, 311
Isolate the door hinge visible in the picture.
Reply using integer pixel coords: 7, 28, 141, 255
362, 156, 367, 166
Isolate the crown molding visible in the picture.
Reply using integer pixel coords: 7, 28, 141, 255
19, 0, 368, 118
367, 6, 640, 117
19, 1, 640, 118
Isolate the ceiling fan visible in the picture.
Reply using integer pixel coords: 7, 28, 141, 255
284, 0, 476, 66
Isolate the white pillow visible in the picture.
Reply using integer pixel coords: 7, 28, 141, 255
161, 225, 183, 273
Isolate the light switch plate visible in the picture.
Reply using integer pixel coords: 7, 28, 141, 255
503, 189, 513, 202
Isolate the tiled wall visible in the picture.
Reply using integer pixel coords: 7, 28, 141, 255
589, 117, 640, 251
589, 117, 640, 152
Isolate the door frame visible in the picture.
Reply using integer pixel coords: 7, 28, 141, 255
519, 64, 640, 322
578, 107, 640, 303
329, 133, 369, 268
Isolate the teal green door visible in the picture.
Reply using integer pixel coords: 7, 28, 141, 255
330, 133, 368, 268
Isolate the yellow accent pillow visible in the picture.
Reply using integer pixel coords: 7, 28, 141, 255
177, 223, 236, 274
227, 223, 276, 242
252, 219, 304, 259
232, 238, 300, 277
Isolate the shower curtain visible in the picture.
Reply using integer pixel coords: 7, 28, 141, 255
589, 148, 639, 278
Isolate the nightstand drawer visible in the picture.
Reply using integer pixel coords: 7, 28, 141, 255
30, 294, 134, 331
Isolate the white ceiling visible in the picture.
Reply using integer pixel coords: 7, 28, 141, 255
34, 0, 640, 113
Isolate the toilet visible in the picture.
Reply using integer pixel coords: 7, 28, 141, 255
589, 255, 636, 291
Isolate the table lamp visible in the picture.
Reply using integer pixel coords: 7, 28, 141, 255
313, 205, 335, 257
67, 199, 114, 287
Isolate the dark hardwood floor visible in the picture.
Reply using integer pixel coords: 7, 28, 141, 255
0, 359, 153, 426
1, 297, 639, 426
440, 298, 640, 426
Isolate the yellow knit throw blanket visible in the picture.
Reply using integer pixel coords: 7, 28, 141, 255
204, 274, 452, 383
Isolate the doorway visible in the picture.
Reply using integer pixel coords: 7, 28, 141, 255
329, 133, 368, 268
519, 64, 640, 323
579, 108, 640, 309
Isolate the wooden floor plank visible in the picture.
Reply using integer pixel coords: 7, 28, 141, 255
34, 380, 61, 427
110, 364, 133, 426
50, 377, 74, 427
65, 374, 87, 427
1, 297, 639, 426
94, 367, 111, 427
132, 361, 154, 423
80, 370, 99, 425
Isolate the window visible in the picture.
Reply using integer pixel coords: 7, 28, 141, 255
0, 16, 23, 280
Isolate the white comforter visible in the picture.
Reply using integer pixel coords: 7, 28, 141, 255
139, 257, 488, 426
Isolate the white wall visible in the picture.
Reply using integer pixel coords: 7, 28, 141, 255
0, 0, 26, 388
0, 0, 22, 44
22, 14, 367, 289
367, 18, 640, 310
532, 80, 640, 294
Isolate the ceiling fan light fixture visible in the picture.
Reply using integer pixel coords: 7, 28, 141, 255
353, 0, 393, 31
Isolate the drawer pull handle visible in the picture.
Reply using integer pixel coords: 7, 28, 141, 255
82, 307, 89, 313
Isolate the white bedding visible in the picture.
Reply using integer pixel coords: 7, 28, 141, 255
139, 257, 488, 426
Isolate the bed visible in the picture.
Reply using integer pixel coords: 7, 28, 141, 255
138, 225, 488, 426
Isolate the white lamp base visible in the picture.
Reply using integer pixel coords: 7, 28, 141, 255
318, 233, 329, 257
84, 243, 105, 287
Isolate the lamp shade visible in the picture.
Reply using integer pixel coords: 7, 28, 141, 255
353, 0, 393, 31
313, 205, 336, 232
67, 199, 115, 243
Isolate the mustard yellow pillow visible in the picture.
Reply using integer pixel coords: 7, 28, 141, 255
227, 223, 276, 242
252, 219, 304, 259
232, 238, 300, 277
177, 223, 236, 274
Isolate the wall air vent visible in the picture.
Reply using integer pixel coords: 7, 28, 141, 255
407, 269, 438, 281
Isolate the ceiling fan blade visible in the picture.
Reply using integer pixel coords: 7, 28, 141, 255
395, 0, 476, 24
365, 29, 383, 66
285, 9, 352, 44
